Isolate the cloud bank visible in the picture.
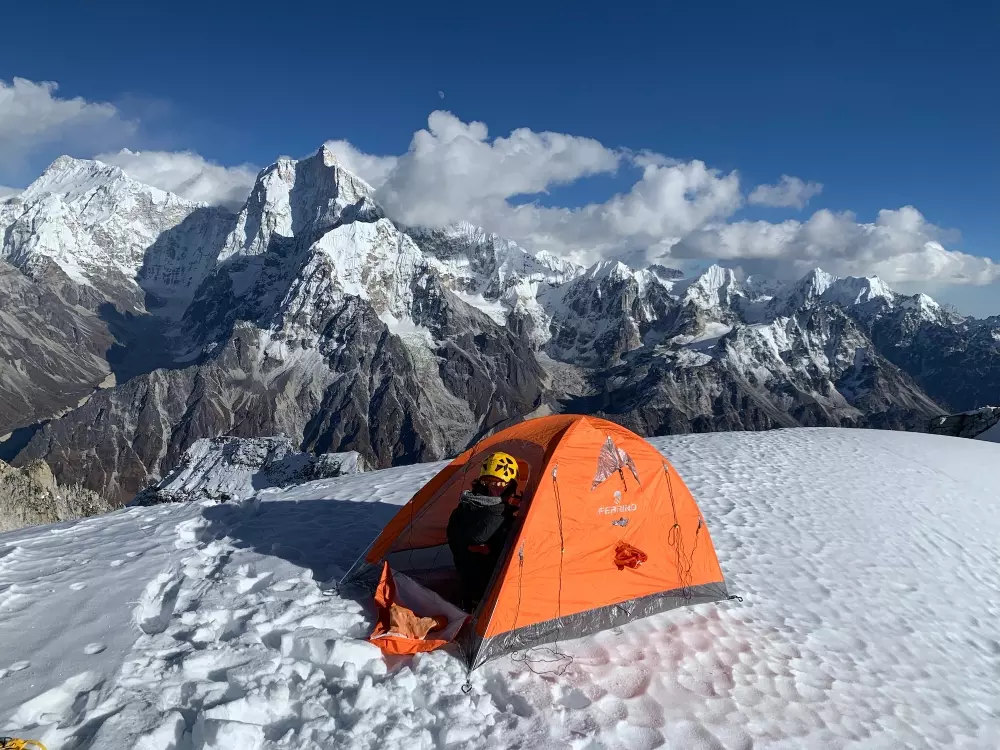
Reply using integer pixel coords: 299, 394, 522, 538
2, 78, 995, 290
96, 149, 258, 210
0, 78, 137, 179
333, 111, 995, 286
675, 207, 997, 285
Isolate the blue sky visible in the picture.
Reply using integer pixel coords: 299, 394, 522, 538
1, 0, 998, 313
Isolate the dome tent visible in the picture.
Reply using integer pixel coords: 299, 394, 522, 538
341, 414, 730, 670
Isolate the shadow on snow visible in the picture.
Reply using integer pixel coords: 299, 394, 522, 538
201, 497, 398, 586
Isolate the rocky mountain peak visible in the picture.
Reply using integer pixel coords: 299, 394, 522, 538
1, 154, 225, 305
646, 264, 684, 284
778, 269, 898, 314
21, 154, 199, 218
799, 267, 838, 298
681, 264, 742, 310
585, 259, 633, 284
824, 274, 896, 307
898, 292, 941, 317
23, 155, 132, 202
0, 457, 112, 532
220, 147, 379, 262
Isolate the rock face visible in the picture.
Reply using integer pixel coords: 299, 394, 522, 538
0, 260, 114, 433
0, 155, 234, 436
1, 147, 997, 506
130, 436, 366, 506
0, 458, 111, 532
927, 407, 1000, 441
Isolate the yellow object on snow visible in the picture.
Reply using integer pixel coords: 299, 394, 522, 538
1, 739, 47, 750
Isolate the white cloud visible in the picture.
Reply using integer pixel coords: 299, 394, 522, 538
675, 207, 999, 285
0, 185, 22, 199
748, 174, 824, 209
0, 77, 137, 178
325, 111, 740, 265
438, 90, 445, 100
375, 111, 623, 228
486, 159, 742, 264
629, 150, 681, 169
96, 148, 258, 210
324, 112, 995, 288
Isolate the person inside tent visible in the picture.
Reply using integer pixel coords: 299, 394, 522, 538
446, 451, 521, 610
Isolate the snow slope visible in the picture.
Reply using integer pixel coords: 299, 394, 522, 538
2, 429, 999, 749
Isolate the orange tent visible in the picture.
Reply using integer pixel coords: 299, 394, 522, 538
342, 414, 730, 670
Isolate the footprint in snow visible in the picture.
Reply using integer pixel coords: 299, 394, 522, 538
70, 582, 88, 591
9, 660, 30, 672
84, 643, 106, 655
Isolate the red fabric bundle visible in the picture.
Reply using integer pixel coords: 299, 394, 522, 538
614, 541, 648, 570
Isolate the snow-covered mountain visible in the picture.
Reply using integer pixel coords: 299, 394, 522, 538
2, 429, 998, 747
2, 147, 998, 503
0, 155, 234, 433
0, 155, 233, 312
130, 436, 366, 506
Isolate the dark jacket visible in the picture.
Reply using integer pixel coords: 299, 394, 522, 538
446, 491, 512, 549
446, 489, 517, 605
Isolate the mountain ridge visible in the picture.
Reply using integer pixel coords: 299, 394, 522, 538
2, 147, 997, 502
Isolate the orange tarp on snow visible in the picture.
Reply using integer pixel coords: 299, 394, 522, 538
368, 562, 469, 655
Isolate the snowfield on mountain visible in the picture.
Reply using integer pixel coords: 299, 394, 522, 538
2, 428, 998, 749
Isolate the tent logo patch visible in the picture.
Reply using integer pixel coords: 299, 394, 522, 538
611, 517, 629, 527
598, 489, 638, 516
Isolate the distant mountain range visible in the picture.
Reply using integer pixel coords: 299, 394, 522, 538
1, 145, 997, 503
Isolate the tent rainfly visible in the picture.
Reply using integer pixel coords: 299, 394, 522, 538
342, 414, 731, 670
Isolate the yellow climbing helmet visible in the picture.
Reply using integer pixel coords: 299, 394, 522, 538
479, 451, 519, 483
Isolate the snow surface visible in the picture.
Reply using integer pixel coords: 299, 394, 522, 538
2, 429, 999, 749
452, 291, 508, 325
